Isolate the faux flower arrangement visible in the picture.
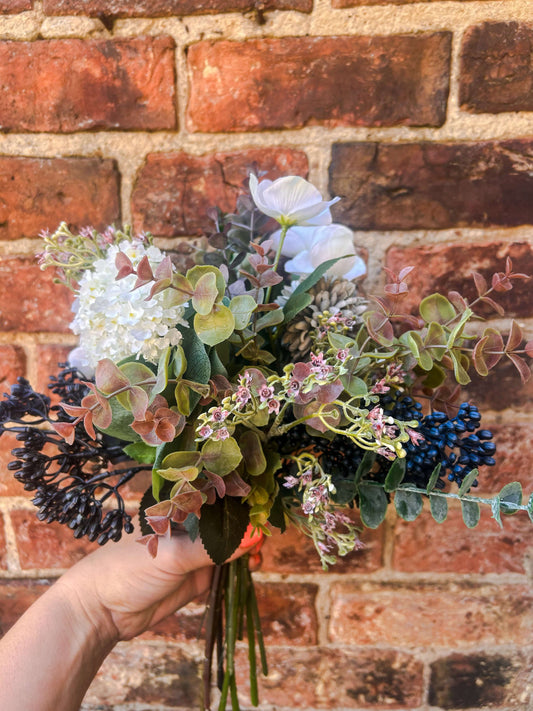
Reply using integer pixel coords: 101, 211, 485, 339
1, 169, 532, 710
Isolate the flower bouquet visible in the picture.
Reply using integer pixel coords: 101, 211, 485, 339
1, 169, 532, 710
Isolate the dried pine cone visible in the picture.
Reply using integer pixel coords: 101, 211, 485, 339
282, 277, 368, 358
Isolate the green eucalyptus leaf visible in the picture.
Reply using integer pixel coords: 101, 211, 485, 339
430, 494, 448, 523
394, 489, 423, 521
358, 483, 388, 529
449, 350, 471, 386
492, 495, 502, 528
384, 457, 406, 492
424, 321, 447, 361
192, 271, 219, 316
194, 303, 235, 346
201, 436, 243, 477
151, 347, 171, 397
340, 372, 368, 398
229, 295, 257, 330
172, 345, 187, 379
282, 292, 313, 324
328, 332, 356, 350
97, 396, 138, 442
419, 293, 456, 324
527, 493, 533, 524
355, 451, 376, 488
458, 468, 478, 496
239, 430, 267, 476
181, 328, 211, 412
183, 512, 200, 542
290, 257, 346, 298
199, 495, 251, 565
209, 347, 228, 377
461, 499, 480, 528
186, 265, 225, 301
123, 441, 157, 465
256, 308, 284, 332
500, 481, 523, 515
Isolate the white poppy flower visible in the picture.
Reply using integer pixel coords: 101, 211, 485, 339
249, 174, 340, 227
272, 224, 366, 281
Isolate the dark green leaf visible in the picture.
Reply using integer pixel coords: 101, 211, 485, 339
340, 372, 368, 398
290, 257, 346, 298
461, 499, 480, 528
394, 489, 423, 521
183, 512, 199, 542
333, 477, 357, 506
123, 441, 157, 465
429, 494, 447, 523
199, 496, 250, 565
181, 328, 211, 411
458, 468, 478, 496
527, 493, 533, 524
355, 451, 376, 488
209, 347, 228, 377
282, 292, 313, 324
384, 457, 406, 492
426, 463, 442, 494
267, 487, 286, 533
500, 481, 523, 515
358, 483, 388, 529
139, 487, 157, 536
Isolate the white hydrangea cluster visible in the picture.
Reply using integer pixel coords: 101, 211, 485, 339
70, 240, 185, 371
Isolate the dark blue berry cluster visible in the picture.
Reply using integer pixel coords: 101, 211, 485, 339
383, 396, 496, 489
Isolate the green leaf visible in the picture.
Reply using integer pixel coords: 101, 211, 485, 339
354, 451, 376, 488
192, 271, 219, 316
527, 493, 533, 524
97, 396, 138, 441
461, 499, 480, 528
491, 495, 502, 528
290, 257, 346, 298
183, 512, 199, 542
282, 291, 313, 324
426, 463, 442, 494
151, 347, 171, 398
358, 483, 388, 529
267, 487, 286, 532
500, 481, 522, 515
194, 303, 235, 346
394, 489, 423, 521
406, 331, 433, 371
162, 450, 202, 470
186, 265, 225, 301
139, 487, 157, 536
429, 494, 448, 523
450, 350, 471, 386
333, 477, 357, 506
239, 430, 267, 476
181, 328, 211, 412
255, 307, 284, 332
458, 468, 478, 496
424, 321, 447, 361
152, 441, 181, 502
201, 437, 243, 477
384, 457, 406, 492
229, 295, 257, 330
116, 361, 156, 411
199, 495, 251, 565
172, 345, 187, 379
328, 332, 356, 350
209, 347, 228, 377
419, 293, 456, 324
340, 372, 368, 398
123, 441, 157, 465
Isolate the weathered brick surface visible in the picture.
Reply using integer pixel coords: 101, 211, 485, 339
0, 256, 73, 332
0, 432, 31, 497
11, 510, 97, 569
460, 22, 533, 114
0, 580, 51, 637
0, 513, 6, 570
261, 519, 384, 575
187, 34, 451, 132
475, 422, 533, 492
236, 647, 424, 708
467, 360, 533, 412
85, 642, 201, 707
0, 157, 120, 240
0, 38, 176, 133
330, 141, 533, 229
44, 0, 311, 15
384, 240, 532, 318
429, 652, 532, 709
393, 506, 533, 574
334, 0, 486, 4
0, 0, 31, 11
132, 149, 308, 237
35, 345, 72, 399
0, 345, 26, 389
329, 582, 533, 647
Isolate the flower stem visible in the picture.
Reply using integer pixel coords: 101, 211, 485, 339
264, 224, 288, 305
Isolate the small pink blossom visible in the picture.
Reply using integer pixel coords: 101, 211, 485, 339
235, 386, 251, 409
214, 427, 230, 441
198, 425, 213, 439
377, 447, 396, 460
371, 378, 390, 394
407, 427, 425, 446
211, 407, 229, 422
283, 475, 300, 488
267, 398, 280, 414
336, 348, 350, 362
259, 384, 275, 402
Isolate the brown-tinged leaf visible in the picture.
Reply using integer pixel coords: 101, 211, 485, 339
51, 421, 76, 444
95, 358, 130, 394
480, 295, 504, 315
136, 534, 159, 558
133, 255, 154, 289
525, 340, 533, 358
224, 470, 252, 497
128, 386, 149, 420
507, 353, 531, 383
505, 320, 523, 352
115, 251, 135, 280
472, 271, 487, 296
448, 290, 468, 313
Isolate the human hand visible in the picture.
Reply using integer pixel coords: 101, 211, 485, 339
56, 526, 263, 644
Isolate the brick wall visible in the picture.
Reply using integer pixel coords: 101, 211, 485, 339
0, 2, 532, 710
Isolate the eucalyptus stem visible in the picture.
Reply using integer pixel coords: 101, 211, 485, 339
264, 223, 288, 304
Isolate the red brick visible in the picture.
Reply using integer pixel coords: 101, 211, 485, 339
0, 345, 26, 389
385, 240, 532, 319
393, 505, 533, 574
187, 34, 451, 132
466, 360, 533, 412
44, 0, 311, 15
330, 141, 533, 229
11, 509, 97, 569
333, 0, 476, 3
0, 38, 176, 133
0, 157, 120, 240
235, 647, 424, 708
474, 422, 533, 493
429, 652, 532, 709
85, 643, 201, 707
261, 519, 384, 575
0, 513, 6, 570
0, 256, 73, 332
0, 0, 31, 11
0, 432, 32, 497
460, 22, 533, 115
34, 345, 71, 400
329, 582, 533, 648
0, 580, 52, 637
132, 148, 309, 237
